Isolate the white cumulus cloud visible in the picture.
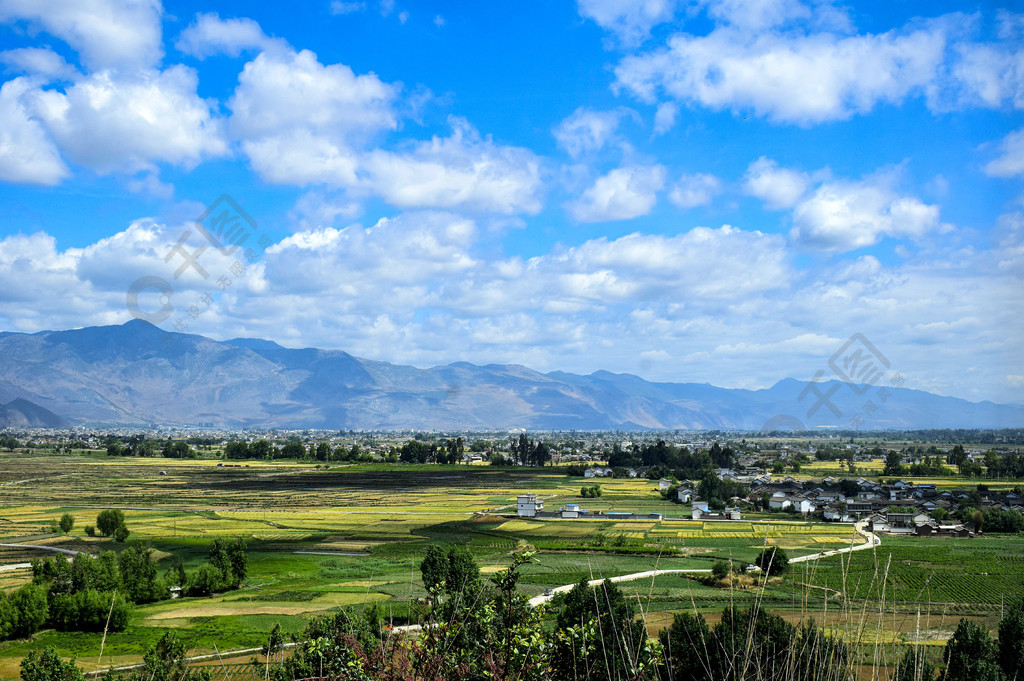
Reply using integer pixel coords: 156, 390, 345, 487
576, 0, 680, 47
0, 47, 77, 80
553, 107, 632, 158
362, 119, 544, 215
176, 12, 288, 59
229, 48, 399, 143
568, 165, 665, 222
615, 23, 947, 124
0, 0, 163, 71
984, 127, 1024, 177
791, 176, 941, 251
0, 77, 69, 185
29, 66, 228, 174
668, 172, 722, 208
743, 157, 811, 209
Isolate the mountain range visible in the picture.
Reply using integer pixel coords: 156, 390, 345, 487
0, 320, 1020, 430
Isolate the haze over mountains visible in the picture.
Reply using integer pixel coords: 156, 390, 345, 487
0, 320, 1019, 430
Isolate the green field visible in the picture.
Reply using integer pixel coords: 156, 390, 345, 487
0, 451, 1022, 678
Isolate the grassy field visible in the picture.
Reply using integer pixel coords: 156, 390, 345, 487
0, 451, 1021, 678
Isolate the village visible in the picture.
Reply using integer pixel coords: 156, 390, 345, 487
514, 468, 1024, 539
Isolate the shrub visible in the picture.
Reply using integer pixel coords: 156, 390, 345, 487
19, 647, 84, 681
49, 590, 131, 632
96, 509, 125, 537
755, 546, 790, 576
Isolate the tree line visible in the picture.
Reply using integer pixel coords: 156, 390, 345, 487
14, 545, 1024, 681
0, 530, 248, 644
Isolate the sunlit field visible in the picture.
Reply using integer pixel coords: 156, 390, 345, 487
0, 450, 1022, 678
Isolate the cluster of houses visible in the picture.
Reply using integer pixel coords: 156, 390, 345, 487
741, 474, 1023, 536
515, 493, 666, 521
516, 472, 1023, 538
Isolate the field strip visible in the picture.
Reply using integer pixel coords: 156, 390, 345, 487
0, 473, 80, 487
0, 542, 92, 557
788, 521, 879, 564
83, 643, 300, 677
294, 551, 369, 556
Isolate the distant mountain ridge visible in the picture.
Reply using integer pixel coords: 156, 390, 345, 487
0, 398, 66, 428
0, 320, 1019, 430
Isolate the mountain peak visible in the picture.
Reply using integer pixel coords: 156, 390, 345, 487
0, 323, 1020, 429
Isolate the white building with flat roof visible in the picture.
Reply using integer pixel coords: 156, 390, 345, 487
517, 493, 543, 517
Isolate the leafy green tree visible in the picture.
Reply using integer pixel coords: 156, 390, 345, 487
227, 538, 248, 586
948, 445, 967, 468
118, 545, 165, 603
186, 564, 224, 597
280, 442, 306, 459
444, 545, 481, 594
19, 648, 84, 681
58, 513, 74, 535
712, 561, 729, 580
84, 526, 95, 537
315, 441, 331, 462
944, 618, 1002, 681
419, 544, 480, 595
420, 545, 449, 592
713, 606, 795, 681
112, 525, 130, 543
660, 611, 713, 681
49, 590, 130, 632
249, 439, 273, 460
999, 598, 1024, 681
164, 556, 187, 588
224, 441, 249, 459
557, 577, 647, 681
95, 509, 125, 537
755, 546, 790, 576
114, 631, 212, 681
208, 539, 231, 583
884, 450, 906, 476
3, 584, 48, 638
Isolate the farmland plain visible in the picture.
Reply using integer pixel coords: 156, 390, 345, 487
0, 450, 1022, 678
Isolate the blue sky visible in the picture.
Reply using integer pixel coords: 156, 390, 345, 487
0, 0, 1021, 410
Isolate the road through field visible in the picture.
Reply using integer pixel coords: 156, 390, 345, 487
396, 521, 881, 632
788, 520, 879, 564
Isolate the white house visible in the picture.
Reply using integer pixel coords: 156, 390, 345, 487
823, 505, 853, 522
796, 498, 817, 515
561, 503, 580, 519
658, 478, 673, 492
677, 488, 693, 503
768, 492, 792, 510
517, 493, 543, 517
